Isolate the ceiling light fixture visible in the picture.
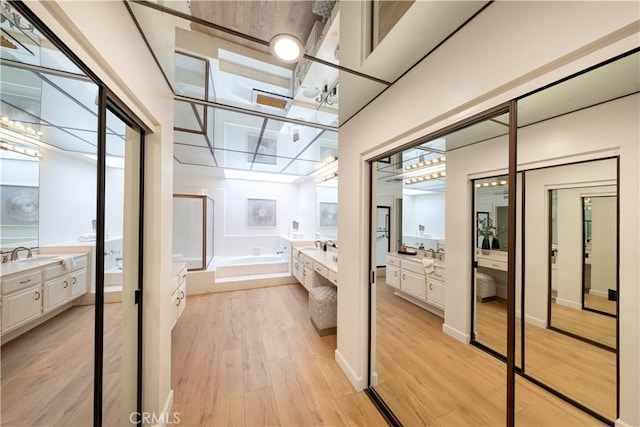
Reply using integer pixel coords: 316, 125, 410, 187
270, 34, 304, 63
0, 141, 42, 158
224, 169, 300, 184
405, 156, 446, 170
404, 171, 446, 185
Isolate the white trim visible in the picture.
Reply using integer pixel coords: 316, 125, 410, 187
556, 297, 582, 310
335, 349, 366, 391
151, 389, 174, 427
442, 323, 470, 343
615, 418, 633, 427
589, 288, 609, 298
524, 314, 547, 329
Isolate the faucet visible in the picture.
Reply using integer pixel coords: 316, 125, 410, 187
10, 246, 33, 261
437, 248, 445, 254
426, 248, 435, 258
314, 240, 322, 249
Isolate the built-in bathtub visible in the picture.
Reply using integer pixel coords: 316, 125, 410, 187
215, 254, 289, 278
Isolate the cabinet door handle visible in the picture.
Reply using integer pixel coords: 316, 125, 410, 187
394, 271, 398, 277
63, 280, 69, 288
179, 291, 184, 299
402, 274, 406, 280
72, 277, 77, 284
20, 279, 32, 284
430, 283, 433, 291
492, 263, 500, 268
182, 275, 187, 280
35, 291, 41, 301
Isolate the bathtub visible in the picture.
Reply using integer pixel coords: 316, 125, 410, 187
215, 254, 289, 278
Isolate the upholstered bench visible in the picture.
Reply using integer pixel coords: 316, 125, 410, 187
476, 272, 497, 302
309, 286, 337, 336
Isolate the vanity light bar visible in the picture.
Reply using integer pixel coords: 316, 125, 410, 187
315, 171, 338, 183
405, 156, 446, 170
475, 179, 508, 188
0, 141, 42, 158
404, 170, 446, 185
1, 116, 43, 137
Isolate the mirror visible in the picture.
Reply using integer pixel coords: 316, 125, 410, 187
582, 195, 617, 315
172, 194, 214, 271
547, 166, 617, 350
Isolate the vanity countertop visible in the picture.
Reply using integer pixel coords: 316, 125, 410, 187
300, 247, 338, 273
0, 253, 87, 278
387, 251, 445, 268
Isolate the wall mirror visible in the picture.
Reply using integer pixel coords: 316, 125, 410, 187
520, 159, 618, 421
472, 170, 523, 368
548, 180, 617, 350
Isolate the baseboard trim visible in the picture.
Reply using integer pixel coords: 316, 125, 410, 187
335, 349, 366, 391
615, 418, 632, 427
150, 389, 174, 427
442, 323, 470, 343
524, 314, 547, 328
556, 297, 582, 310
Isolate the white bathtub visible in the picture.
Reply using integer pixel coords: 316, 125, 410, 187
215, 254, 289, 278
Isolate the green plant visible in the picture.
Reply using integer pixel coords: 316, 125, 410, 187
478, 217, 496, 239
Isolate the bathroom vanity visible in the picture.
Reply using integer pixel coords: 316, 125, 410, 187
0, 253, 88, 343
171, 262, 187, 329
291, 247, 338, 290
385, 252, 445, 316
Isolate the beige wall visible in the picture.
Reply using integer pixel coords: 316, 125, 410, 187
28, 0, 176, 421
339, 1, 639, 425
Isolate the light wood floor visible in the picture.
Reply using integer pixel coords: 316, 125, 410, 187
0, 303, 122, 426
584, 292, 616, 316
475, 299, 616, 419
375, 283, 607, 426
171, 284, 386, 426
551, 297, 616, 349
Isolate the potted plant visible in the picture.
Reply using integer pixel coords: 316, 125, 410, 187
478, 217, 496, 255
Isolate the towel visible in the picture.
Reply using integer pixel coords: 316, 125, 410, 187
59, 256, 77, 271
422, 257, 435, 274
79, 233, 96, 242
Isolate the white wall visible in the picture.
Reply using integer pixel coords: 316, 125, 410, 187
590, 196, 617, 296
30, 0, 176, 421
338, 2, 639, 424
173, 173, 300, 257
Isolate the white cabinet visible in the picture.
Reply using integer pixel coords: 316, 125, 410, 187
400, 270, 425, 299
43, 268, 87, 313
1, 254, 88, 340
293, 259, 303, 283
427, 277, 445, 308
385, 253, 445, 314
2, 284, 42, 333
171, 263, 187, 329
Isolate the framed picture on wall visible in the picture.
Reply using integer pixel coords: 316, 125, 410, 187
247, 198, 276, 227
247, 135, 277, 165
1, 185, 39, 225
318, 202, 338, 228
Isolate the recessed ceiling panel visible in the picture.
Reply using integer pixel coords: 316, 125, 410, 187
174, 144, 216, 167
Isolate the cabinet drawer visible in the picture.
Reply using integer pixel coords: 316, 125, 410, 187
2, 270, 42, 294
42, 256, 87, 280
401, 259, 424, 275
385, 255, 400, 267
303, 255, 313, 268
478, 258, 507, 271
313, 262, 328, 278
328, 270, 338, 286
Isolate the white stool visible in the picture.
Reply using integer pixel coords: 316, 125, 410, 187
476, 272, 497, 302
309, 286, 337, 336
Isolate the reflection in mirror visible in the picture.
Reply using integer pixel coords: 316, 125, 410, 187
472, 174, 513, 360
582, 195, 617, 315
522, 159, 617, 421
548, 177, 617, 350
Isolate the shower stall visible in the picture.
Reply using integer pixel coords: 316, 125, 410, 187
173, 194, 214, 270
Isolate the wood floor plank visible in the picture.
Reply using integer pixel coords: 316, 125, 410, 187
244, 387, 281, 426
267, 357, 316, 425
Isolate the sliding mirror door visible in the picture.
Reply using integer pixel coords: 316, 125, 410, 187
515, 50, 638, 424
